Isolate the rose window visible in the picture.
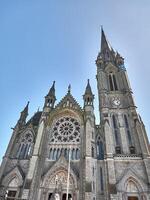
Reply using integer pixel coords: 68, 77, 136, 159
50, 117, 80, 143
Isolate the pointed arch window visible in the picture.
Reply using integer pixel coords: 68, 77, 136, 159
71, 149, 76, 160
48, 147, 80, 161
49, 148, 53, 159
52, 149, 57, 160
76, 149, 80, 160
109, 73, 118, 91
112, 115, 119, 145
17, 132, 33, 159
97, 140, 104, 160
124, 115, 132, 146
56, 149, 60, 159
100, 167, 104, 192
91, 146, 95, 158
64, 148, 68, 159
112, 115, 121, 154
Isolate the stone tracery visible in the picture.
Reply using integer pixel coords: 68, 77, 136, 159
50, 117, 80, 143
17, 131, 34, 159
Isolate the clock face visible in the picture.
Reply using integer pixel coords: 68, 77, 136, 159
112, 97, 121, 106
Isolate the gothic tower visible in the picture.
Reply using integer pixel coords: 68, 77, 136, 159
0, 29, 150, 200
96, 28, 150, 200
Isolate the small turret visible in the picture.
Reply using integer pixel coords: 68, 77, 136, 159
44, 81, 56, 110
115, 52, 125, 70
83, 79, 94, 107
17, 101, 29, 126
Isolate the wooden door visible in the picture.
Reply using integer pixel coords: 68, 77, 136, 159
128, 197, 138, 200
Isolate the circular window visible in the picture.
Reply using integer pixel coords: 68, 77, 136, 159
50, 117, 80, 143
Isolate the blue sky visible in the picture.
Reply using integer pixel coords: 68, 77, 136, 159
0, 0, 150, 162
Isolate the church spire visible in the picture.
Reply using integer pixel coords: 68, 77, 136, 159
97, 27, 116, 64
44, 81, 56, 109
101, 27, 112, 53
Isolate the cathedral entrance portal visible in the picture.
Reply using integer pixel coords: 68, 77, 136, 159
43, 168, 77, 200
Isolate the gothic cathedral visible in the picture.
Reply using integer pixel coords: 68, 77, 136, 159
0, 29, 150, 200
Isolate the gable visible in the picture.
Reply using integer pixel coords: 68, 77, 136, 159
55, 93, 82, 112
2, 166, 24, 187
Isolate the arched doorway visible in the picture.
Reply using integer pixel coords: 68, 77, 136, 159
42, 167, 77, 200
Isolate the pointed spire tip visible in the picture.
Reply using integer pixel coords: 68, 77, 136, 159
68, 84, 71, 93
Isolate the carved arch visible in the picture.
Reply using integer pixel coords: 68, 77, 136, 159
117, 168, 148, 194
2, 166, 24, 187
41, 157, 78, 190
125, 176, 142, 193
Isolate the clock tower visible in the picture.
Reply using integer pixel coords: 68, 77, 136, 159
96, 28, 138, 155
96, 28, 150, 199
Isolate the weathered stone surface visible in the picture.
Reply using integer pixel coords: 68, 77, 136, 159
0, 29, 150, 200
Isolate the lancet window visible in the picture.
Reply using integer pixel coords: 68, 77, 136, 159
108, 73, 118, 91
97, 138, 104, 160
100, 167, 104, 192
49, 148, 80, 161
124, 115, 132, 145
112, 115, 121, 154
91, 146, 95, 158
17, 131, 33, 159
112, 115, 120, 145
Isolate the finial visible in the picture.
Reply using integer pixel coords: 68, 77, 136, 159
52, 81, 55, 87
50, 81, 55, 91
37, 107, 40, 112
68, 84, 71, 93
23, 101, 29, 113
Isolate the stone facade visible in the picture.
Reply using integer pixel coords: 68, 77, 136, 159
0, 29, 150, 200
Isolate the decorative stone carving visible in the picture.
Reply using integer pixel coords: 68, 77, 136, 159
45, 170, 74, 188
50, 117, 80, 143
